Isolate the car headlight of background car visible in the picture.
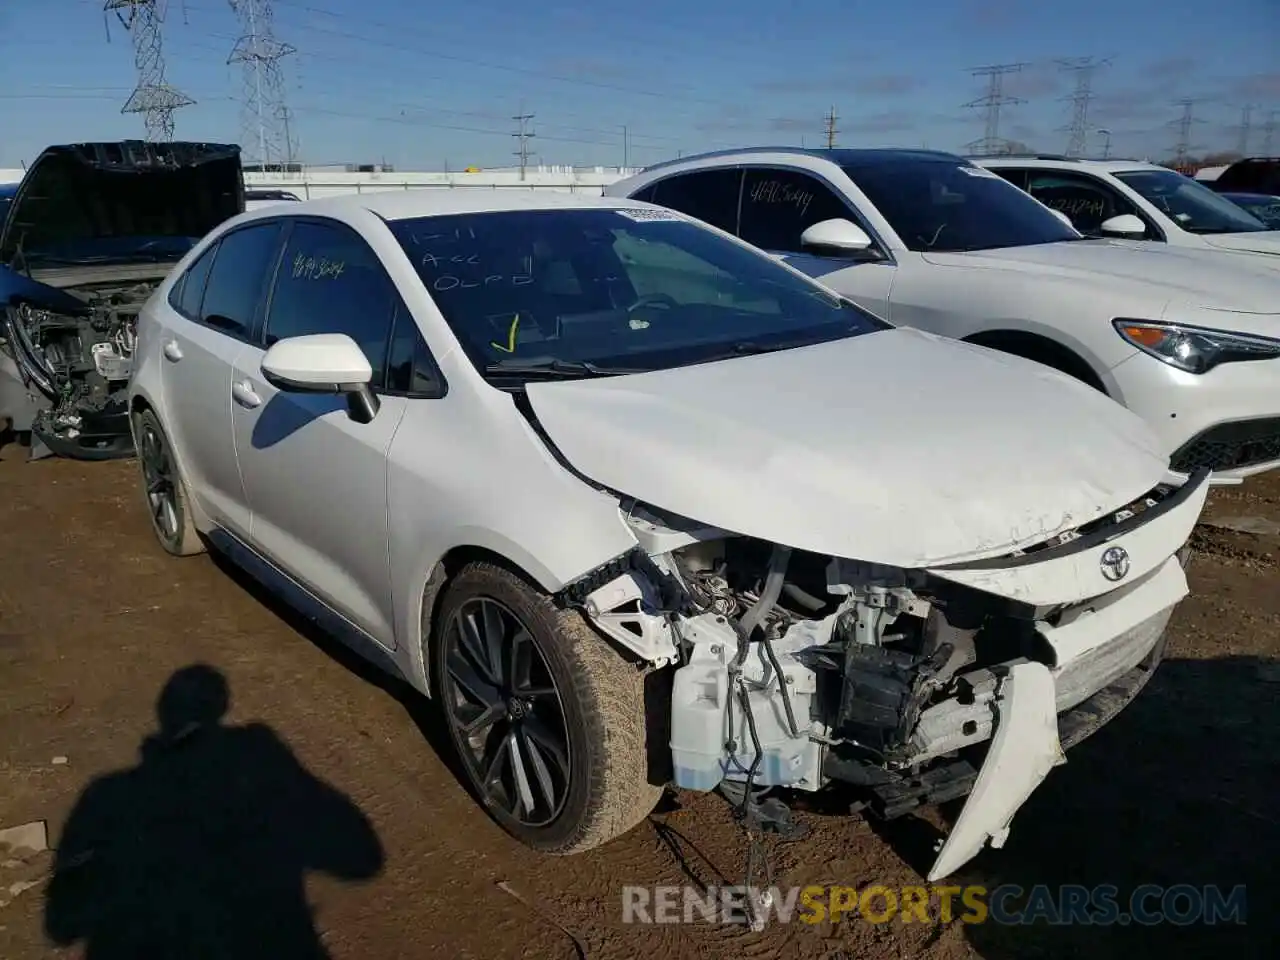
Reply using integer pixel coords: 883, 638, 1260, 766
1113, 319, 1280, 374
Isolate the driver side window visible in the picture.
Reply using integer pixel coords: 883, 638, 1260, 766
1025, 172, 1145, 237
738, 168, 856, 253
262, 220, 396, 386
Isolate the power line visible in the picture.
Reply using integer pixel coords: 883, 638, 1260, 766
512, 109, 535, 180
964, 62, 1027, 156
103, 0, 194, 140
227, 0, 297, 171
1057, 57, 1110, 158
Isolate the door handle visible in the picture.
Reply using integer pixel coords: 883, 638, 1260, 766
162, 340, 183, 362
231, 380, 262, 409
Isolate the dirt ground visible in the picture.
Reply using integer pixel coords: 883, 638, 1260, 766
1, 435, 1276, 959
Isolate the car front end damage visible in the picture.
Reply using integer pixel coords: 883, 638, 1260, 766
563, 467, 1210, 881
2, 268, 162, 458
0, 140, 243, 459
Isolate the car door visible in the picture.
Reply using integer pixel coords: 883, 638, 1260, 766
230, 217, 408, 648
735, 167, 896, 316
159, 222, 284, 537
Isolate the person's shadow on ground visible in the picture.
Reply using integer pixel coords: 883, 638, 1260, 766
43, 664, 385, 960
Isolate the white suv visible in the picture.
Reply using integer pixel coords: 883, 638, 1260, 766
978, 155, 1280, 259
129, 190, 1204, 883
606, 147, 1280, 483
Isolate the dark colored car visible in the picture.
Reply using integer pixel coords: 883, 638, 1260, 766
1209, 157, 1280, 196
1220, 191, 1280, 229
0, 140, 243, 459
0, 181, 17, 224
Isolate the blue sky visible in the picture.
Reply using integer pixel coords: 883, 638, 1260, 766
1, 0, 1277, 170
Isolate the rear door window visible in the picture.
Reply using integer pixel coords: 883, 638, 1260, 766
646, 169, 743, 233
199, 222, 285, 338
169, 243, 218, 320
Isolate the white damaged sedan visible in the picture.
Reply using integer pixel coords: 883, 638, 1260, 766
127, 191, 1209, 885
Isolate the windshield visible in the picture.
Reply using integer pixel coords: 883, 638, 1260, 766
841, 158, 1081, 252
1222, 194, 1280, 230
388, 208, 887, 383
1114, 169, 1268, 234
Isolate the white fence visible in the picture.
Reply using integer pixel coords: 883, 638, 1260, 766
0, 166, 636, 196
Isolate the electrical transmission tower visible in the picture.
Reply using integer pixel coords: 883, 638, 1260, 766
512, 110, 535, 181
1169, 99, 1203, 167
1237, 104, 1254, 156
104, 1, 194, 141
964, 63, 1028, 156
1057, 57, 1110, 157
1263, 110, 1278, 155
823, 106, 838, 148
227, 0, 297, 171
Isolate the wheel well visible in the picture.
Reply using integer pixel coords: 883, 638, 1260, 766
129, 395, 153, 415
419, 545, 548, 661
962, 330, 1107, 393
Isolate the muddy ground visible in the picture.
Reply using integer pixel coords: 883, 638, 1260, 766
1, 436, 1276, 959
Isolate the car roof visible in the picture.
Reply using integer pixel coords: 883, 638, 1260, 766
636, 146, 962, 176
1221, 191, 1280, 202
975, 156, 1168, 175
234, 189, 654, 223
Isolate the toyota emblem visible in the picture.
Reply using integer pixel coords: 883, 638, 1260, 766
1099, 546, 1131, 582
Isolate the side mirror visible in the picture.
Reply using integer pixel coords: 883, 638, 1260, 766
1099, 213, 1147, 238
261, 333, 381, 424
799, 218, 877, 258
1048, 208, 1075, 229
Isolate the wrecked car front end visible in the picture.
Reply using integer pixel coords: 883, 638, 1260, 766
0, 140, 242, 459
514, 328, 1210, 881
568, 469, 1207, 880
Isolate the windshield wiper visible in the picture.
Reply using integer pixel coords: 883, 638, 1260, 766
482, 358, 649, 380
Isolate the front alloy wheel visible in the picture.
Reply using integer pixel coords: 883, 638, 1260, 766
443, 597, 571, 828
432, 562, 661, 853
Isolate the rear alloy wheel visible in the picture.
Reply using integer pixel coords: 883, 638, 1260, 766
433, 562, 661, 853
133, 409, 204, 557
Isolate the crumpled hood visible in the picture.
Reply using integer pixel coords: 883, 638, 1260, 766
1198, 231, 1280, 257
0, 141, 243, 267
525, 328, 1171, 567
921, 239, 1280, 312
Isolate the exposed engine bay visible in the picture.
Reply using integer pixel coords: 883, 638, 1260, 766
562, 477, 1205, 882
2, 277, 159, 458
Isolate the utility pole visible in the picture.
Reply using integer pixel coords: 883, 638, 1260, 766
1057, 57, 1110, 157
227, 0, 297, 172
1237, 104, 1254, 156
103, 1, 194, 140
1169, 98, 1203, 168
513, 109, 535, 181
622, 125, 629, 169
964, 62, 1028, 156
823, 106, 838, 149
1263, 110, 1278, 155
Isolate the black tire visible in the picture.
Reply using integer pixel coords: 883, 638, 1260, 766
133, 409, 205, 557
432, 561, 661, 854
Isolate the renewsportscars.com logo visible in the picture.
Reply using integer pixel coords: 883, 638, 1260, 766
621, 883, 1248, 927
